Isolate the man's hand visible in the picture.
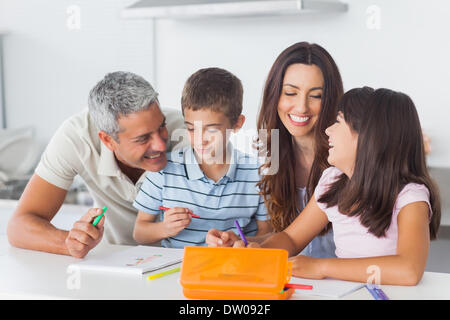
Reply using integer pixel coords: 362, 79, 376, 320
65, 208, 105, 258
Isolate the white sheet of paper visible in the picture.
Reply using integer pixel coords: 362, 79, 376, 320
289, 276, 365, 298
68, 245, 184, 275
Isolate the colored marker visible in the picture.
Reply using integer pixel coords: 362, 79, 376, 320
365, 285, 380, 299
365, 285, 389, 300
92, 206, 107, 227
284, 283, 313, 290
374, 286, 389, 300
234, 220, 248, 246
147, 267, 181, 280
158, 206, 200, 218
377, 288, 389, 300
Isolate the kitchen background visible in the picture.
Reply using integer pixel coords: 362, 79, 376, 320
0, 0, 449, 272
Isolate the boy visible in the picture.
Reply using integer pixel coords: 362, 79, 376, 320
132, 67, 271, 248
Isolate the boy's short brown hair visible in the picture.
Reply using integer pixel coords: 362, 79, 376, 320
181, 67, 243, 125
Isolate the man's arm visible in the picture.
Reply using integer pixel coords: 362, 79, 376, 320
7, 174, 70, 255
7, 174, 105, 258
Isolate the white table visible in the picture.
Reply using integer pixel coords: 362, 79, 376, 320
1, 200, 450, 300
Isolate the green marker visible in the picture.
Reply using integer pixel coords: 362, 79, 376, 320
92, 206, 107, 227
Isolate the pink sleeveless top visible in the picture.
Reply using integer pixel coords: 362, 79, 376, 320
314, 167, 432, 258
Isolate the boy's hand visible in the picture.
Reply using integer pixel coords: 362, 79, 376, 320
162, 207, 192, 238
206, 228, 240, 247
65, 208, 105, 258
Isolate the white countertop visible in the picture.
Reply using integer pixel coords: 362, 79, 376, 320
1, 200, 450, 300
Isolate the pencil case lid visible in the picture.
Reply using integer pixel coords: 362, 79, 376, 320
180, 247, 292, 296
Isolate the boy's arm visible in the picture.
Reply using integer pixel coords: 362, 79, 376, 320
133, 171, 193, 244
133, 170, 165, 245
133, 208, 193, 244
133, 210, 165, 244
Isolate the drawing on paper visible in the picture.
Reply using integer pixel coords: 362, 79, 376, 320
126, 254, 163, 267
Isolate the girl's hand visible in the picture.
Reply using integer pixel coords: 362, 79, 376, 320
161, 207, 192, 238
206, 229, 240, 247
288, 255, 326, 279
233, 240, 260, 248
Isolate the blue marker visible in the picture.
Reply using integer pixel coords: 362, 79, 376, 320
374, 287, 389, 300
365, 285, 389, 300
365, 285, 380, 300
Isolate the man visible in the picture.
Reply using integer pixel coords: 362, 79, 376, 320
7, 71, 188, 258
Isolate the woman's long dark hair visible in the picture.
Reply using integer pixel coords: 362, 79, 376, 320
318, 87, 441, 239
256, 42, 344, 232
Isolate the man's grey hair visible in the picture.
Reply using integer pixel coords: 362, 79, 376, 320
88, 71, 159, 141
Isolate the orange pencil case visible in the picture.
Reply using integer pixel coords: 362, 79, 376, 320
180, 247, 294, 300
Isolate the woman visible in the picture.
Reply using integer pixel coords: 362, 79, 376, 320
207, 42, 343, 257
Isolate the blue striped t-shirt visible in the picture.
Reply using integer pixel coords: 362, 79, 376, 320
133, 145, 269, 248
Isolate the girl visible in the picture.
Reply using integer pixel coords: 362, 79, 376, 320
207, 42, 343, 257
239, 87, 441, 285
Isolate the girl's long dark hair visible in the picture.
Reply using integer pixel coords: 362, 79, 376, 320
318, 87, 441, 239
256, 42, 343, 232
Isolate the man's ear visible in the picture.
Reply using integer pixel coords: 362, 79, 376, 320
232, 115, 246, 133
98, 131, 117, 151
